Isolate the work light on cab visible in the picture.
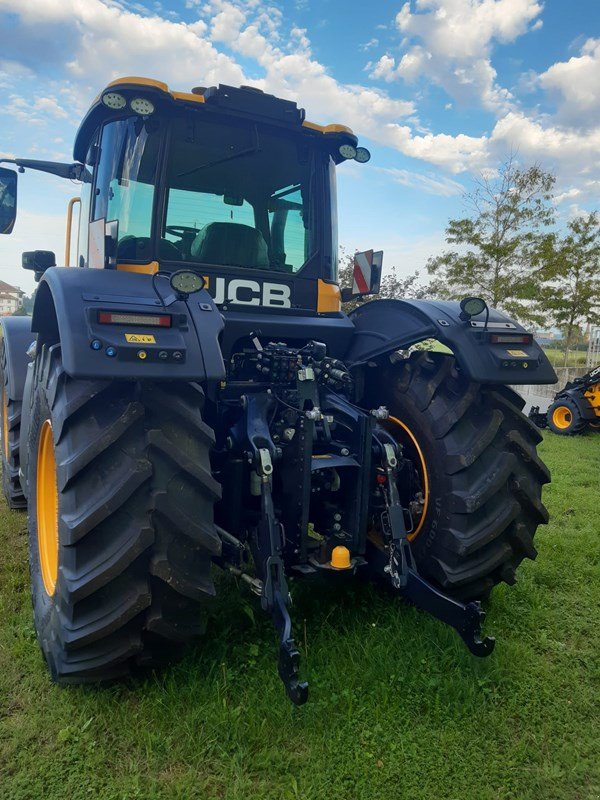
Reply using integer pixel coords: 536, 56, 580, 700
101, 92, 126, 110
169, 270, 205, 297
130, 97, 155, 115
338, 143, 357, 160
459, 296, 487, 320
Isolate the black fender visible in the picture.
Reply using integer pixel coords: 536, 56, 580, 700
346, 298, 557, 385
0, 316, 34, 402
32, 267, 225, 383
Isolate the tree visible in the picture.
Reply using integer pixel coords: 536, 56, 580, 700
21, 294, 35, 314
539, 212, 600, 365
426, 158, 556, 324
338, 249, 430, 313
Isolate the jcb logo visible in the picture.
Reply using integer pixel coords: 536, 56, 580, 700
206, 276, 291, 308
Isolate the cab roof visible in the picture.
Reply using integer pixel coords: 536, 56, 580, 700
74, 76, 356, 163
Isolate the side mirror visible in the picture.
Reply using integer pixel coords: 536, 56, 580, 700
22, 250, 56, 281
341, 249, 383, 301
0, 167, 18, 235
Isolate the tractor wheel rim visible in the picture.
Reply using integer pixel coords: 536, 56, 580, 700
552, 406, 572, 430
387, 416, 429, 541
37, 420, 59, 596
2, 392, 8, 461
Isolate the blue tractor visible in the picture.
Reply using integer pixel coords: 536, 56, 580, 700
0, 79, 556, 703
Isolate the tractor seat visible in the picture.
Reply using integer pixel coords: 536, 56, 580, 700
190, 222, 269, 269
117, 236, 182, 261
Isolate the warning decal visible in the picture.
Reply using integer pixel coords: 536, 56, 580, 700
124, 334, 156, 344
506, 349, 527, 357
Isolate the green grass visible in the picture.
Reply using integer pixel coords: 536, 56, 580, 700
542, 347, 589, 368
1, 434, 599, 800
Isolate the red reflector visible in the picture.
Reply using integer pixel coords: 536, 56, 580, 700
98, 311, 171, 327
490, 334, 532, 344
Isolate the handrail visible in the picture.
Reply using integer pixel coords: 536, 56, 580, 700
64, 197, 81, 266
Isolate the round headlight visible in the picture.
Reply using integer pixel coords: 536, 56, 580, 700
170, 270, 205, 295
102, 92, 126, 110
339, 144, 357, 160
460, 296, 487, 317
354, 147, 371, 163
130, 97, 155, 116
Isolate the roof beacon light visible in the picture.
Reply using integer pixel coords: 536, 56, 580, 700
354, 147, 371, 163
102, 92, 126, 110
130, 97, 155, 116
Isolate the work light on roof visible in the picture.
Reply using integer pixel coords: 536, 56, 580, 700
354, 147, 371, 163
102, 92, 126, 110
130, 97, 155, 116
338, 144, 357, 160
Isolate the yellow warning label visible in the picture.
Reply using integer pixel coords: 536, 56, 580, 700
506, 349, 527, 357
125, 333, 156, 344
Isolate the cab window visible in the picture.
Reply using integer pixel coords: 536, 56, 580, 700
162, 115, 317, 273
93, 117, 160, 261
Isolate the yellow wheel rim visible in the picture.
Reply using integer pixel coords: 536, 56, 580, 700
2, 392, 8, 461
552, 406, 572, 430
386, 416, 430, 541
37, 420, 59, 596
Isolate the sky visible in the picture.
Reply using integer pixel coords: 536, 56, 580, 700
0, 0, 599, 294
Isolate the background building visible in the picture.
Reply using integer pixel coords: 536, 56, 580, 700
0, 280, 25, 316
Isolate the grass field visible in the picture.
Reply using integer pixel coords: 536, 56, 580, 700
542, 347, 590, 368
1, 434, 599, 800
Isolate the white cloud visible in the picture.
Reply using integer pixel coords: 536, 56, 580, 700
490, 112, 600, 170
377, 166, 464, 196
539, 37, 600, 126
0, 0, 417, 150
359, 37, 379, 52
369, 0, 542, 111
0, 0, 598, 212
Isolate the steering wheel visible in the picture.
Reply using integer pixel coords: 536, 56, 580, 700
165, 225, 201, 239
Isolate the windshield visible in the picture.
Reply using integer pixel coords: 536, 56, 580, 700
162, 115, 318, 274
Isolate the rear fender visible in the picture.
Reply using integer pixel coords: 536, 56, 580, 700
32, 267, 225, 383
0, 316, 34, 402
346, 298, 557, 385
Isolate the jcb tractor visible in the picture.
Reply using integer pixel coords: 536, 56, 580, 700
0, 78, 557, 704
530, 364, 600, 435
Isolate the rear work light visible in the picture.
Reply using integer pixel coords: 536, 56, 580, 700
97, 311, 171, 327
489, 333, 533, 345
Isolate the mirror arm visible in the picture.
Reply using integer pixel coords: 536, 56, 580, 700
0, 158, 85, 181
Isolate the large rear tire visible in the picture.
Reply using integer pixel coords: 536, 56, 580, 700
1, 340, 27, 509
367, 352, 550, 601
28, 344, 221, 682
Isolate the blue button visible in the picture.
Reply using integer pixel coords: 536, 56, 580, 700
106, 346, 117, 358
90, 339, 102, 351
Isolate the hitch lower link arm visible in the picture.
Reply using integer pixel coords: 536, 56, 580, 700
379, 443, 495, 658
251, 448, 309, 705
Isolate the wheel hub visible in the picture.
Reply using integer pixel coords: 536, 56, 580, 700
552, 406, 572, 430
36, 420, 58, 596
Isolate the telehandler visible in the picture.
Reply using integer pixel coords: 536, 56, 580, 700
0, 78, 557, 703
530, 363, 600, 435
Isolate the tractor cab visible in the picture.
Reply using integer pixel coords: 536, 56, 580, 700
42, 79, 372, 313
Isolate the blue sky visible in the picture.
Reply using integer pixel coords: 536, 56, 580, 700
0, 0, 599, 294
